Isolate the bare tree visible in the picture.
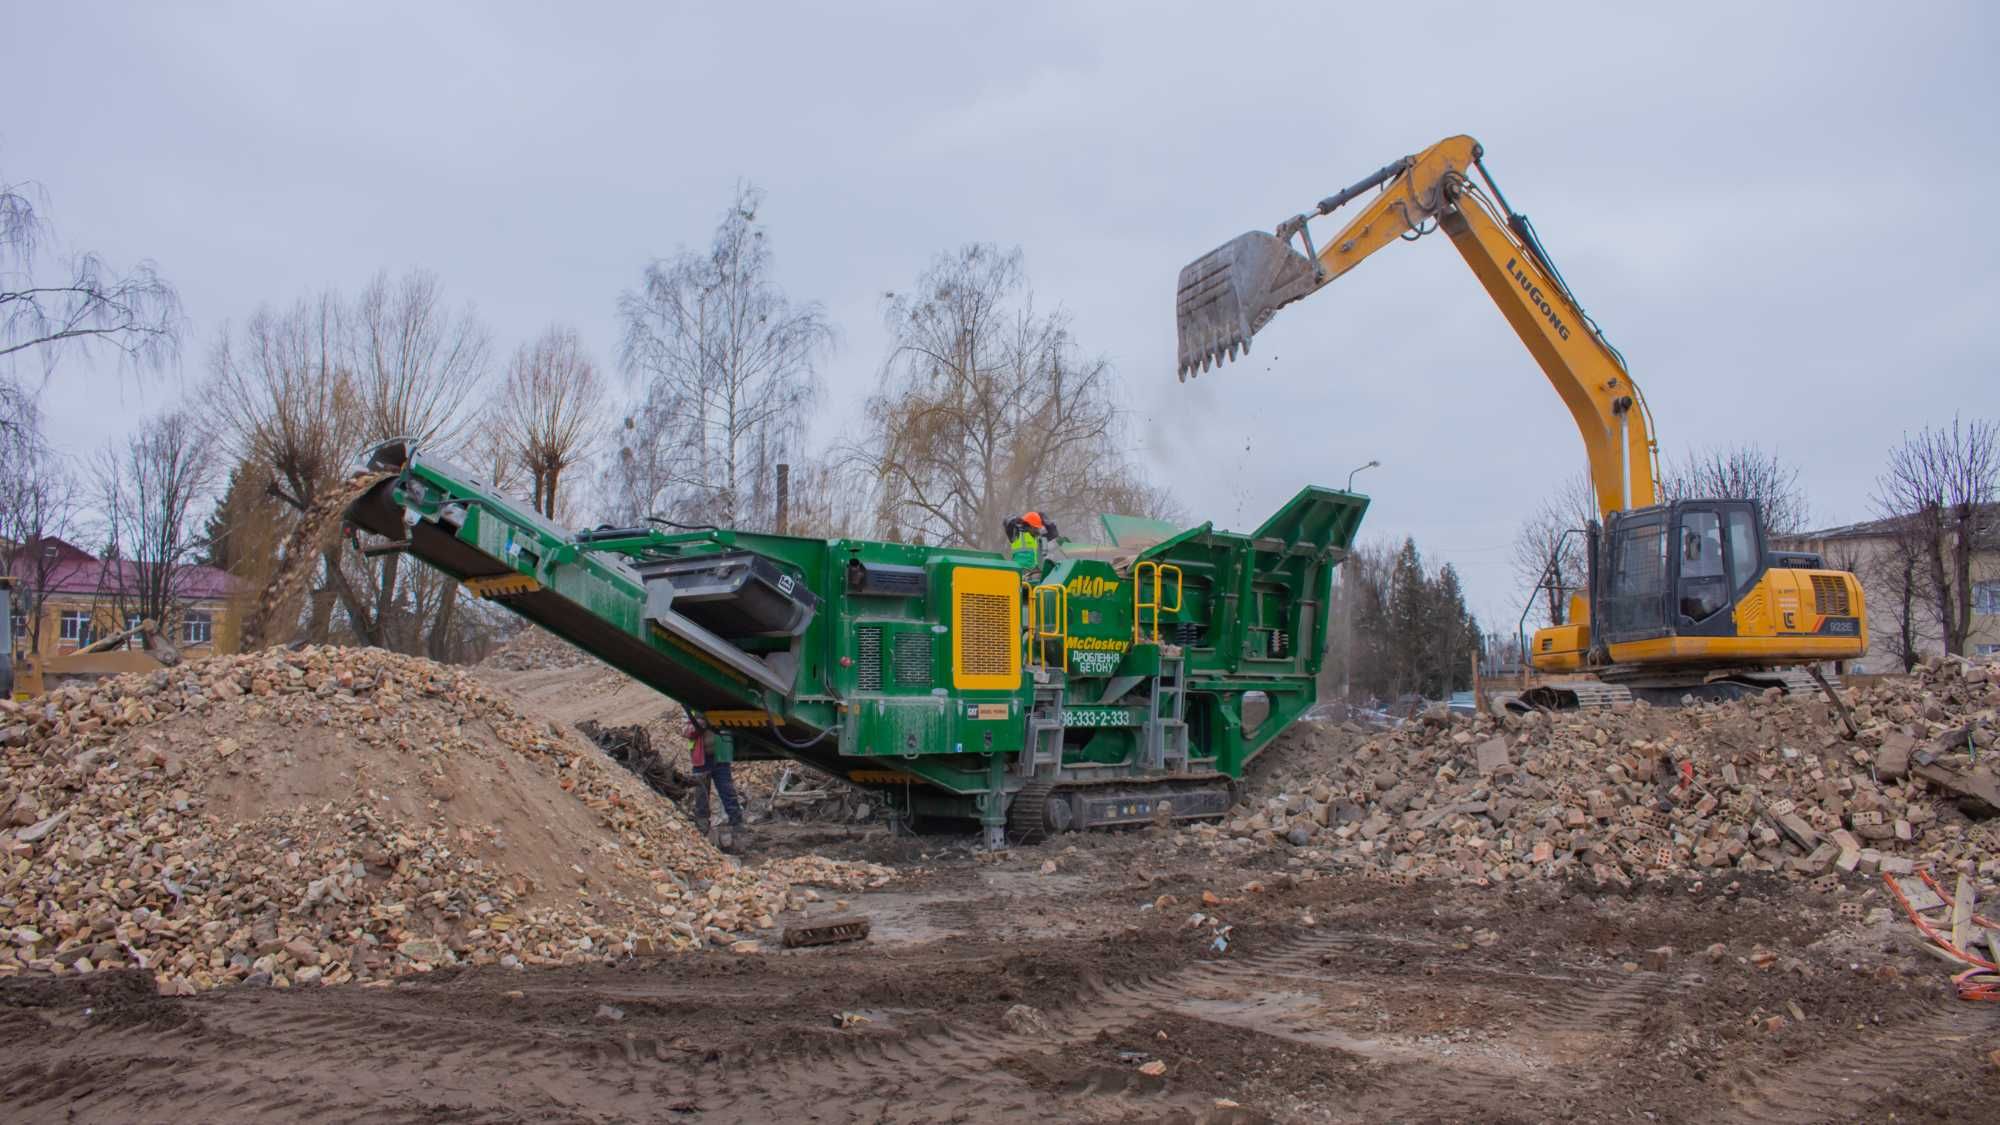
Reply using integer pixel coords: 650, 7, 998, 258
94, 411, 219, 632
352, 269, 490, 449
499, 326, 605, 519
205, 294, 366, 642
1511, 471, 1596, 626
1659, 445, 1810, 536
0, 408, 81, 654
1860, 517, 1934, 672
852, 244, 1165, 549
781, 457, 875, 539
1875, 416, 1999, 656
612, 183, 833, 527
1, 171, 182, 376
350, 269, 492, 659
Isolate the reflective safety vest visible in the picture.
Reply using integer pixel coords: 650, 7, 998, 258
1010, 530, 1040, 568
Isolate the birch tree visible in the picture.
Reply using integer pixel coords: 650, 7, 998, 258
1, 169, 182, 377
613, 183, 832, 528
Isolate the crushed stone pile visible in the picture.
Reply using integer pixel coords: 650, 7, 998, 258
0, 647, 891, 994
480, 627, 600, 672
1201, 655, 2000, 890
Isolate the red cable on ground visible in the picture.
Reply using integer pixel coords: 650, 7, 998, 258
1883, 870, 2000, 1002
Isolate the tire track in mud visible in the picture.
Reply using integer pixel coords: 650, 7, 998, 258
628, 929, 1683, 1123
0, 926, 1832, 1124
1715, 1003, 1998, 1125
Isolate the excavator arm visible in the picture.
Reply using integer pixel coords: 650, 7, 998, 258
1176, 134, 1660, 518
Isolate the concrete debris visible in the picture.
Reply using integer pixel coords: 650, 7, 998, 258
0, 646, 892, 992
1194, 654, 1999, 889
1002, 1003, 1053, 1036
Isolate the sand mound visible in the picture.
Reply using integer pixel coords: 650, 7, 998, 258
1209, 656, 2000, 888
0, 647, 889, 993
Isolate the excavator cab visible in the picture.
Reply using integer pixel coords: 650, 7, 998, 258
1597, 501, 1761, 645
1587, 499, 1865, 670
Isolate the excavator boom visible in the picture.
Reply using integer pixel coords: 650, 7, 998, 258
1177, 135, 1658, 519
1178, 136, 1867, 691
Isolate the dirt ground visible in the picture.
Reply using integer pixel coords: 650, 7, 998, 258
4, 817, 1997, 1124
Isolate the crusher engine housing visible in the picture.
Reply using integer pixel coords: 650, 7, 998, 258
346, 440, 1366, 845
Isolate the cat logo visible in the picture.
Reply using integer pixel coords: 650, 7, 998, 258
1064, 575, 1120, 600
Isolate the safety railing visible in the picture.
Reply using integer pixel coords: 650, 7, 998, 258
1132, 561, 1183, 644
1028, 582, 1068, 667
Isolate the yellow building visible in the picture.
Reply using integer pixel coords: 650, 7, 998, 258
5, 538, 243, 658
1781, 509, 1999, 673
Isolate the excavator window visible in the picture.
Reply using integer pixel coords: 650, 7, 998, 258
1724, 508, 1760, 596
1602, 515, 1668, 638
1677, 510, 1728, 624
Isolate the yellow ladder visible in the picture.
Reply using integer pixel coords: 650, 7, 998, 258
1027, 582, 1067, 667
1132, 561, 1183, 644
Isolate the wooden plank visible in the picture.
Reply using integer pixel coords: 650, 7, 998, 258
1952, 874, 1976, 952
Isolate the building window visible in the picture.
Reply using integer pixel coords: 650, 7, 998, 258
7, 611, 24, 643
1977, 643, 2000, 658
59, 610, 94, 645
1974, 582, 2000, 617
183, 611, 213, 646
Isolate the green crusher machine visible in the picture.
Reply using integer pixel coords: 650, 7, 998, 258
346, 440, 1366, 846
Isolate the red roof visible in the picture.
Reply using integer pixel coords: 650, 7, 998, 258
6, 538, 243, 601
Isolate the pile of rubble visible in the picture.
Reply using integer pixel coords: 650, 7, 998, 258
481, 627, 600, 672
0, 647, 891, 993
1203, 656, 2000, 889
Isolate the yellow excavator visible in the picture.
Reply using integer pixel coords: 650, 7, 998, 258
1176, 134, 1866, 707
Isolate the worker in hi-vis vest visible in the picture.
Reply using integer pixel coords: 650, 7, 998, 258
1004, 512, 1058, 572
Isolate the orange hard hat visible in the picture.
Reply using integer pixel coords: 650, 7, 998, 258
1021, 512, 1044, 530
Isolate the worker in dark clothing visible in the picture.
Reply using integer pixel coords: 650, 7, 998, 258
686, 716, 745, 831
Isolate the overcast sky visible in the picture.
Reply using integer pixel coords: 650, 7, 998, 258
5, 1, 1994, 629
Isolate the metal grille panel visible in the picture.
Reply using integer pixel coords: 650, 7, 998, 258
893, 632, 932, 686
1810, 574, 1851, 617
957, 593, 1013, 677
856, 626, 883, 691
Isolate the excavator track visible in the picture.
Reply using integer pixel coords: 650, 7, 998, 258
1006, 779, 1068, 844
1508, 667, 1842, 713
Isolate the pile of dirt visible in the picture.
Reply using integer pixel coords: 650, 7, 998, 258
474, 634, 862, 821
0, 647, 891, 994
1206, 655, 2000, 890
480, 626, 600, 672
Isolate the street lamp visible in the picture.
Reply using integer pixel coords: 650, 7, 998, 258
1347, 460, 1380, 492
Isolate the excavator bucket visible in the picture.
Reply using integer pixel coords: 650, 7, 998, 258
1175, 230, 1321, 379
